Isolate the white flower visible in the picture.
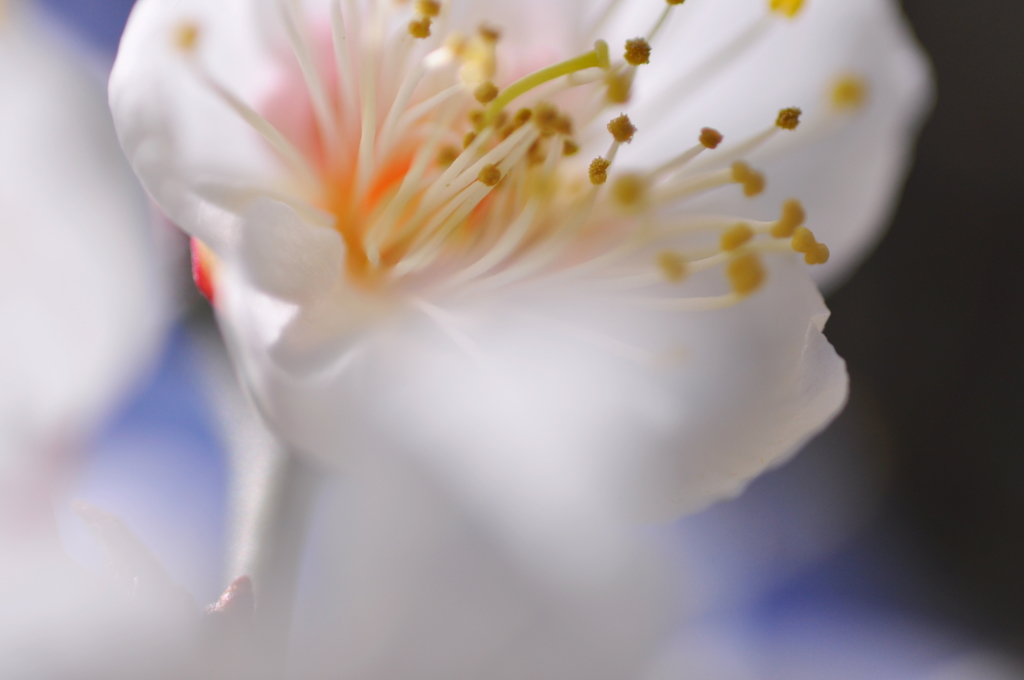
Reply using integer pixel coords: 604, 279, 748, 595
109, 0, 930, 576
0, 0, 164, 490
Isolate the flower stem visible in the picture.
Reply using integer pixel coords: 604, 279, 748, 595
232, 446, 320, 680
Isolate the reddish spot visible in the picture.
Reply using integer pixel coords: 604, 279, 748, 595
191, 237, 216, 305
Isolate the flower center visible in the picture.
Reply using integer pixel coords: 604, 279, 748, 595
178, 0, 862, 309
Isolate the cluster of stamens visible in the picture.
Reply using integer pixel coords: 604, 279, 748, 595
175, 0, 861, 311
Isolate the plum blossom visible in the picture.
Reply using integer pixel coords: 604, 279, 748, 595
109, 0, 929, 619
0, 3, 192, 676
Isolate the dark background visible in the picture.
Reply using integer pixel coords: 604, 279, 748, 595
822, 0, 1024, 656
38, 0, 1024, 659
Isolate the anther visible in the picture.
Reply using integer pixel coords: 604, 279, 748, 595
463, 131, 477, 149
731, 162, 766, 196
776, 107, 802, 130
769, 0, 805, 18
554, 114, 574, 137
589, 157, 611, 185
790, 226, 817, 254
415, 0, 441, 17
563, 139, 580, 156
478, 164, 503, 186
807, 243, 831, 265
612, 174, 648, 207
666, 0, 687, 4
479, 24, 502, 42
657, 251, 689, 282
437, 145, 460, 167
534, 103, 562, 137
493, 110, 509, 129
721, 223, 755, 251
727, 254, 766, 296
624, 38, 652, 66
608, 114, 637, 144
474, 81, 499, 104
700, 127, 724, 149
173, 22, 201, 52
770, 199, 805, 238
513, 108, 533, 127
468, 109, 486, 131
832, 75, 868, 110
408, 16, 432, 39
606, 72, 633, 104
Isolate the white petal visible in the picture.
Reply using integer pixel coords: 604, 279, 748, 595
110, 0, 285, 254
289, 450, 676, 680
239, 197, 343, 302
0, 9, 164, 482
217, 255, 847, 579
620, 0, 933, 290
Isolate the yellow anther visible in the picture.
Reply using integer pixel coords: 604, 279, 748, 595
562, 139, 580, 156
832, 74, 868, 110
727, 254, 766, 296
721, 223, 755, 251
474, 81, 499, 104
776, 107, 802, 130
666, 0, 687, 4
657, 251, 689, 282
606, 72, 633, 104
437, 145, 460, 167
771, 199, 806, 238
791, 226, 817, 254
462, 131, 477, 149
534, 103, 561, 136
769, 0, 805, 18
700, 127, 724, 149
408, 16, 432, 39
554, 114, 574, 137
805, 242, 830, 265
611, 174, 648, 207
415, 0, 441, 17
607, 114, 637, 144
493, 110, 509, 129
479, 24, 502, 42
478, 164, 502, 186
589, 157, 611, 185
624, 38, 652, 66
513, 108, 533, 127
173, 22, 201, 52
460, 30, 497, 84
468, 108, 486, 131
444, 32, 468, 57
731, 162, 766, 197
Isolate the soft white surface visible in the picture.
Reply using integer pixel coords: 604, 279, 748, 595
0, 5, 162, 482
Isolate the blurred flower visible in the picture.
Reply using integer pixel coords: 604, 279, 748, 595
0, 3, 184, 677
0, 0, 163, 515
109, 0, 929, 674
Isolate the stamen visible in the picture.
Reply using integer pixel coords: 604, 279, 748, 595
832, 74, 869, 110
731, 162, 766, 196
700, 128, 724, 149
484, 41, 611, 123
657, 251, 689, 282
651, 127, 723, 178
770, 199, 805, 237
769, 0, 805, 18
409, 16, 432, 38
624, 38, 652, 66
607, 114, 637, 144
727, 253, 766, 296
721, 222, 754, 251
415, 0, 441, 16
605, 71, 633, 104
775, 107, 802, 130
330, 1, 359, 135
563, 139, 580, 156
590, 157, 611, 185
611, 174, 648, 207
474, 81, 500, 104
173, 21, 200, 52
478, 164, 502, 186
